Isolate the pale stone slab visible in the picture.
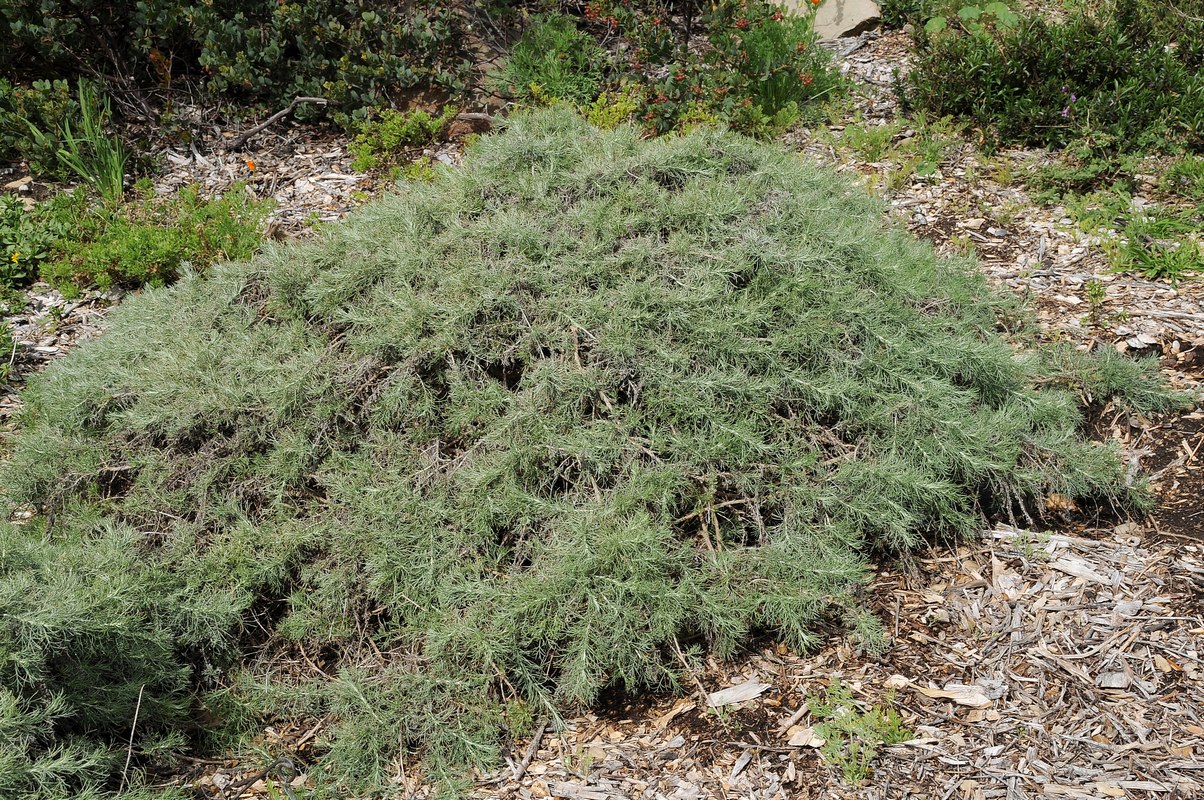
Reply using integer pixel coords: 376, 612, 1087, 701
785, 0, 882, 40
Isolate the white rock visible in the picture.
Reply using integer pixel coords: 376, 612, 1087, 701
787, 0, 881, 39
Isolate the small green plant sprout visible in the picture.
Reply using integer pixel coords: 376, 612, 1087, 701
840, 116, 905, 162
807, 679, 912, 785
1083, 278, 1110, 326
948, 233, 975, 257
0, 323, 16, 384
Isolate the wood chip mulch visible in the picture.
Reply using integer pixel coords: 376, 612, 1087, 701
432, 525, 1201, 800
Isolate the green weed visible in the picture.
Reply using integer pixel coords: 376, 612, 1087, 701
840, 117, 905, 162
1079, 199, 1204, 283
808, 680, 912, 785
0, 323, 15, 383
349, 107, 458, 173
1160, 154, 1204, 202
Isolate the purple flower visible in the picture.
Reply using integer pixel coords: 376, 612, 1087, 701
1070, 93, 1078, 103
1060, 106, 1070, 118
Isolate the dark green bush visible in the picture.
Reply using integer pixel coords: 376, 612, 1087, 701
0, 1, 489, 126
878, 0, 933, 28
901, 0, 1204, 154
0, 109, 1177, 797
0, 79, 78, 176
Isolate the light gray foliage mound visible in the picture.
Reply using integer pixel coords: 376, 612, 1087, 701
0, 109, 1173, 796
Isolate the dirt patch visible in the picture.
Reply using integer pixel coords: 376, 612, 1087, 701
1141, 410, 1204, 540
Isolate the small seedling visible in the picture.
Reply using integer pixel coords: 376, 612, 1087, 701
807, 680, 912, 785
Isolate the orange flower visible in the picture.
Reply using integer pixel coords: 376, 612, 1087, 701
246, 159, 256, 172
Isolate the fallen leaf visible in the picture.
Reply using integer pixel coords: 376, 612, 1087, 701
787, 725, 826, 748
884, 674, 911, 689
1153, 654, 1180, 673
655, 699, 695, 730
729, 748, 753, 780
1168, 744, 1194, 758
1051, 556, 1108, 584
913, 683, 991, 708
1092, 783, 1126, 798
707, 681, 770, 708
1097, 672, 1131, 690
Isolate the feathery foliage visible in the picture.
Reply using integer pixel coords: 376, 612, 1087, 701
0, 109, 1175, 796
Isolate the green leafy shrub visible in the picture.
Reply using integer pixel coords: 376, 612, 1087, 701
348, 106, 459, 173
878, 0, 928, 28
879, 0, 1018, 30
498, 14, 611, 106
0, 78, 77, 176
496, 2, 842, 137
613, 0, 842, 136
0, 182, 271, 291
0, 1, 489, 127
922, 1, 1019, 35
0, 109, 1176, 797
901, 0, 1204, 155
43, 184, 272, 290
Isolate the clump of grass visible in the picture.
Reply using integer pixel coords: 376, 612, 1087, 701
497, 14, 609, 106
0, 108, 1178, 798
16, 80, 128, 202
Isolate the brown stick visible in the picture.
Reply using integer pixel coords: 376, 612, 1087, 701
455, 112, 496, 126
222, 96, 328, 151
512, 718, 549, 782
118, 685, 145, 792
